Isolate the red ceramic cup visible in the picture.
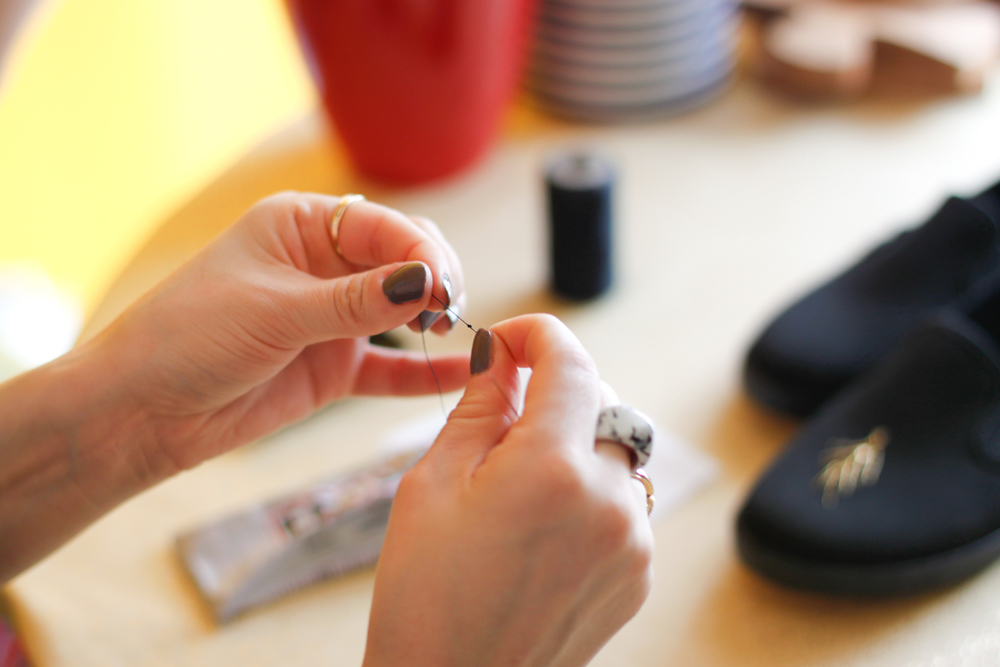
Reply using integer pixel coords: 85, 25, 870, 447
286, 0, 537, 185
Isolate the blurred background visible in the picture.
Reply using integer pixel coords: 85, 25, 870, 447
0, 0, 321, 382
3, 0, 997, 316
4, 1, 1000, 664
2, 0, 997, 374
0, 0, 314, 313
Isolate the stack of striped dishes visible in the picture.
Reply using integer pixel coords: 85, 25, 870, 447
530, 0, 738, 122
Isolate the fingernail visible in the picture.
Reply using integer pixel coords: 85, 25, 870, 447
383, 263, 427, 304
445, 306, 459, 330
418, 310, 443, 331
441, 273, 453, 308
470, 328, 493, 375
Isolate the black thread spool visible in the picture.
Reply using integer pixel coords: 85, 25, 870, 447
546, 153, 614, 300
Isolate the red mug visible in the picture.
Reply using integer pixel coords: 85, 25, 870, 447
286, 0, 537, 185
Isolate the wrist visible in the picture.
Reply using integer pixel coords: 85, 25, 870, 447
0, 336, 170, 581
56, 333, 177, 493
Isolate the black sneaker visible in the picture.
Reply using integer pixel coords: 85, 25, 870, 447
744, 180, 1000, 417
737, 282, 1000, 595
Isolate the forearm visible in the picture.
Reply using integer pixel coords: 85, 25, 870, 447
0, 339, 169, 582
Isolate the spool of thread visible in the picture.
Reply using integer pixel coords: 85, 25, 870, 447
546, 153, 615, 300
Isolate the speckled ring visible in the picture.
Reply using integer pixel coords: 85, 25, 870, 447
330, 194, 366, 258
596, 405, 654, 471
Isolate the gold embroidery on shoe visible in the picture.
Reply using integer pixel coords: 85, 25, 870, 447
815, 427, 889, 508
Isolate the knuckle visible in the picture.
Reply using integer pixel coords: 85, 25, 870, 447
592, 502, 634, 552
244, 191, 313, 240
253, 190, 301, 214
535, 451, 588, 503
289, 198, 317, 232
624, 562, 654, 617
629, 531, 654, 578
410, 215, 440, 232
598, 379, 619, 405
563, 347, 599, 381
395, 464, 429, 501
636, 554, 655, 599
331, 273, 367, 327
527, 314, 599, 376
532, 312, 563, 331
543, 453, 584, 496
413, 237, 444, 265
366, 210, 403, 262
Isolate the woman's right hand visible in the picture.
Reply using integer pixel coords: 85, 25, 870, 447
364, 314, 654, 667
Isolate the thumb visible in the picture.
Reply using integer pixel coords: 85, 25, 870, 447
428, 327, 522, 476
287, 261, 433, 342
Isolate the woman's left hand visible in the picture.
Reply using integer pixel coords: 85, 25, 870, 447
0, 192, 470, 582
83, 192, 470, 475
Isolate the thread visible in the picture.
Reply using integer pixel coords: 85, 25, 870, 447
422, 295, 519, 420
421, 328, 446, 416
432, 295, 476, 332
547, 153, 615, 300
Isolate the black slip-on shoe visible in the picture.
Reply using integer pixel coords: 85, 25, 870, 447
737, 287, 1000, 596
744, 180, 1000, 418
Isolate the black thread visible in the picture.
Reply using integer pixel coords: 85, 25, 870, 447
432, 295, 478, 333
421, 294, 518, 420
421, 327, 446, 418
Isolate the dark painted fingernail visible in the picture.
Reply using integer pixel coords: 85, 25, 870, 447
470, 328, 493, 375
441, 273, 453, 308
383, 263, 427, 304
418, 310, 443, 331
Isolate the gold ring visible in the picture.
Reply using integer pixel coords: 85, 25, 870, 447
631, 468, 654, 516
330, 194, 366, 258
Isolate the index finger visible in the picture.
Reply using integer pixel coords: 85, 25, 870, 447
336, 200, 448, 266
489, 314, 602, 449
337, 200, 455, 304
246, 193, 457, 313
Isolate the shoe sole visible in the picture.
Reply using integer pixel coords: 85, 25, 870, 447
736, 514, 1000, 596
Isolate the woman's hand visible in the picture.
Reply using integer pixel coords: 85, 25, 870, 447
0, 192, 468, 581
88, 192, 470, 473
365, 314, 654, 667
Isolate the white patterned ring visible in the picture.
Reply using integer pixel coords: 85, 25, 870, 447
596, 405, 654, 470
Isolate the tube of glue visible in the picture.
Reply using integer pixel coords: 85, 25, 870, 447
176, 448, 425, 622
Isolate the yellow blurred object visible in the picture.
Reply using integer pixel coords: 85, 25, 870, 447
0, 0, 315, 314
